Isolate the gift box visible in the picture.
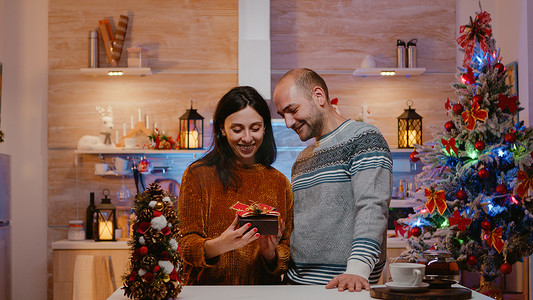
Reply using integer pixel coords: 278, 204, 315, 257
231, 202, 280, 236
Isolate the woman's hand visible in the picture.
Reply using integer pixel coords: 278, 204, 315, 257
204, 214, 260, 259
259, 218, 285, 263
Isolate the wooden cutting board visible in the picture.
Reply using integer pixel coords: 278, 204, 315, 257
370, 287, 472, 300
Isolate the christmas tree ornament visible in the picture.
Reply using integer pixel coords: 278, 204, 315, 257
494, 63, 505, 73
467, 255, 478, 265
499, 263, 512, 275
456, 189, 467, 200
481, 220, 492, 231
497, 94, 518, 114
478, 168, 489, 179
137, 159, 153, 174
504, 132, 516, 143
475, 140, 486, 151
153, 201, 164, 211
472, 94, 483, 105
411, 226, 422, 237
452, 103, 464, 115
444, 121, 455, 132
495, 184, 507, 195
462, 102, 488, 131
409, 151, 420, 162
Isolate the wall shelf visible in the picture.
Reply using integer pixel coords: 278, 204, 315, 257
75, 149, 205, 155
353, 67, 425, 77
80, 67, 152, 76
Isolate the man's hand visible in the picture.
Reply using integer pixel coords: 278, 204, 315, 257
325, 274, 370, 292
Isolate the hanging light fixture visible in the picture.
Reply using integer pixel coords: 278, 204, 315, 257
179, 101, 204, 149
95, 189, 116, 241
397, 99, 423, 148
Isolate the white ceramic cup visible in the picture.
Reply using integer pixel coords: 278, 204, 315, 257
113, 157, 129, 173
124, 137, 137, 149
389, 263, 426, 286
94, 163, 108, 175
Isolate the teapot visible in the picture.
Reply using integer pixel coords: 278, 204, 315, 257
421, 250, 461, 288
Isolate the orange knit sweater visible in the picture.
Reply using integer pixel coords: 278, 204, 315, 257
177, 162, 293, 285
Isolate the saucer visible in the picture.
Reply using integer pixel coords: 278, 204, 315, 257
385, 282, 429, 292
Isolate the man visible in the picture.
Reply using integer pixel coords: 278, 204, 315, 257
273, 68, 392, 292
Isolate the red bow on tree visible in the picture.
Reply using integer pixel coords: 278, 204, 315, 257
460, 67, 476, 85
462, 102, 488, 131
515, 170, 533, 199
425, 188, 447, 215
456, 11, 492, 68
485, 226, 505, 253
445, 98, 451, 110
448, 210, 471, 232
441, 137, 459, 156
498, 94, 518, 114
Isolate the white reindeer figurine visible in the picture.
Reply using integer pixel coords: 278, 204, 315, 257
77, 106, 116, 150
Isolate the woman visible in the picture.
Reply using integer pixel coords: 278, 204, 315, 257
178, 86, 293, 285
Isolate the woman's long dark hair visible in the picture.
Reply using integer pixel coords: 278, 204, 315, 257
195, 86, 276, 190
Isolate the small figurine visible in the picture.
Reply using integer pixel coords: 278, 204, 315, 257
77, 106, 116, 149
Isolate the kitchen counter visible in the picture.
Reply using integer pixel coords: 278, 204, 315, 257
52, 239, 129, 250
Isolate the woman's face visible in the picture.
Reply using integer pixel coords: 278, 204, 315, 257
222, 105, 265, 165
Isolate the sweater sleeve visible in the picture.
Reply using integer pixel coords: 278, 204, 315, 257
178, 166, 218, 268
344, 128, 392, 279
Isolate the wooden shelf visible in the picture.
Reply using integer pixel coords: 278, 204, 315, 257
80, 67, 152, 76
353, 67, 425, 77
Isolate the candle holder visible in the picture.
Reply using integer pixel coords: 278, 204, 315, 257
397, 99, 423, 148
95, 189, 116, 241
179, 101, 204, 149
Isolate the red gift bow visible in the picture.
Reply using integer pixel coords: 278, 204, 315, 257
448, 210, 471, 232
515, 170, 533, 199
462, 101, 488, 131
425, 188, 447, 215
441, 137, 459, 156
485, 226, 504, 253
230, 201, 280, 217
498, 94, 518, 114
456, 11, 492, 68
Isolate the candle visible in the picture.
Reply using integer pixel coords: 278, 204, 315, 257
115, 130, 119, 144
146, 115, 150, 129
99, 221, 114, 240
130, 116, 134, 129
154, 122, 158, 130
138, 108, 142, 122
123, 123, 126, 136
181, 130, 199, 148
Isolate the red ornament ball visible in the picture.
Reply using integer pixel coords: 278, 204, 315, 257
496, 184, 507, 195
455, 189, 467, 201
467, 255, 478, 266
410, 151, 420, 162
445, 121, 455, 132
140, 246, 149, 256
474, 140, 485, 151
478, 168, 489, 179
494, 63, 505, 73
481, 220, 492, 231
472, 94, 483, 105
500, 263, 512, 275
411, 226, 422, 237
452, 103, 464, 115
505, 132, 516, 144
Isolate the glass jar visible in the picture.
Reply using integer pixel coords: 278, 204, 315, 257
422, 250, 461, 286
68, 220, 86, 241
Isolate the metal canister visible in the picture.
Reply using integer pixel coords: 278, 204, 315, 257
407, 38, 417, 68
396, 39, 406, 68
89, 30, 99, 68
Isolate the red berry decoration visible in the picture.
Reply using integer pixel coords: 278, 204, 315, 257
467, 255, 478, 266
472, 94, 483, 104
411, 226, 422, 237
410, 151, 420, 162
478, 168, 489, 179
474, 140, 485, 151
452, 103, 464, 115
496, 184, 507, 195
499, 263, 512, 275
505, 132, 516, 143
445, 121, 455, 132
494, 63, 505, 73
455, 189, 467, 201
481, 220, 492, 231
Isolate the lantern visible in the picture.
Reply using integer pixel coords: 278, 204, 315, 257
95, 189, 116, 241
179, 101, 204, 149
397, 100, 422, 148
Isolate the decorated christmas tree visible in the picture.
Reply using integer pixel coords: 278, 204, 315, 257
122, 183, 184, 300
396, 9, 533, 284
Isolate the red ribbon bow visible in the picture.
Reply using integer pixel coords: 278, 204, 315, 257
456, 11, 492, 68
485, 226, 504, 253
441, 137, 459, 156
445, 98, 452, 111
497, 94, 518, 114
394, 220, 412, 238
461, 67, 476, 85
448, 210, 471, 232
230, 202, 280, 217
515, 170, 533, 199
462, 101, 488, 131
425, 188, 447, 215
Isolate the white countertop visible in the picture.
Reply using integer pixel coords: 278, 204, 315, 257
107, 285, 493, 300
52, 239, 129, 250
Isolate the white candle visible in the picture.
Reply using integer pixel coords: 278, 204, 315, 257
181, 130, 199, 148
154, 122, 158, 130
130, 116, 134, 129
115, 130, 119, 144
123, 123, 126, 136
99, 221, 114, 240
138, 108, 142, 122
146, 115, 150, 129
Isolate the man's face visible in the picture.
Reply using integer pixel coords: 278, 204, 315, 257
273, 81, 323, 141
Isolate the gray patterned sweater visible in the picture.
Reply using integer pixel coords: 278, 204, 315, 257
287, 119, 392, 284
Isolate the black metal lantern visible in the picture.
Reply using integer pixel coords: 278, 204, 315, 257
179, 101, 204, 149
397, 100, 422, 148
95, 189, 116, 241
